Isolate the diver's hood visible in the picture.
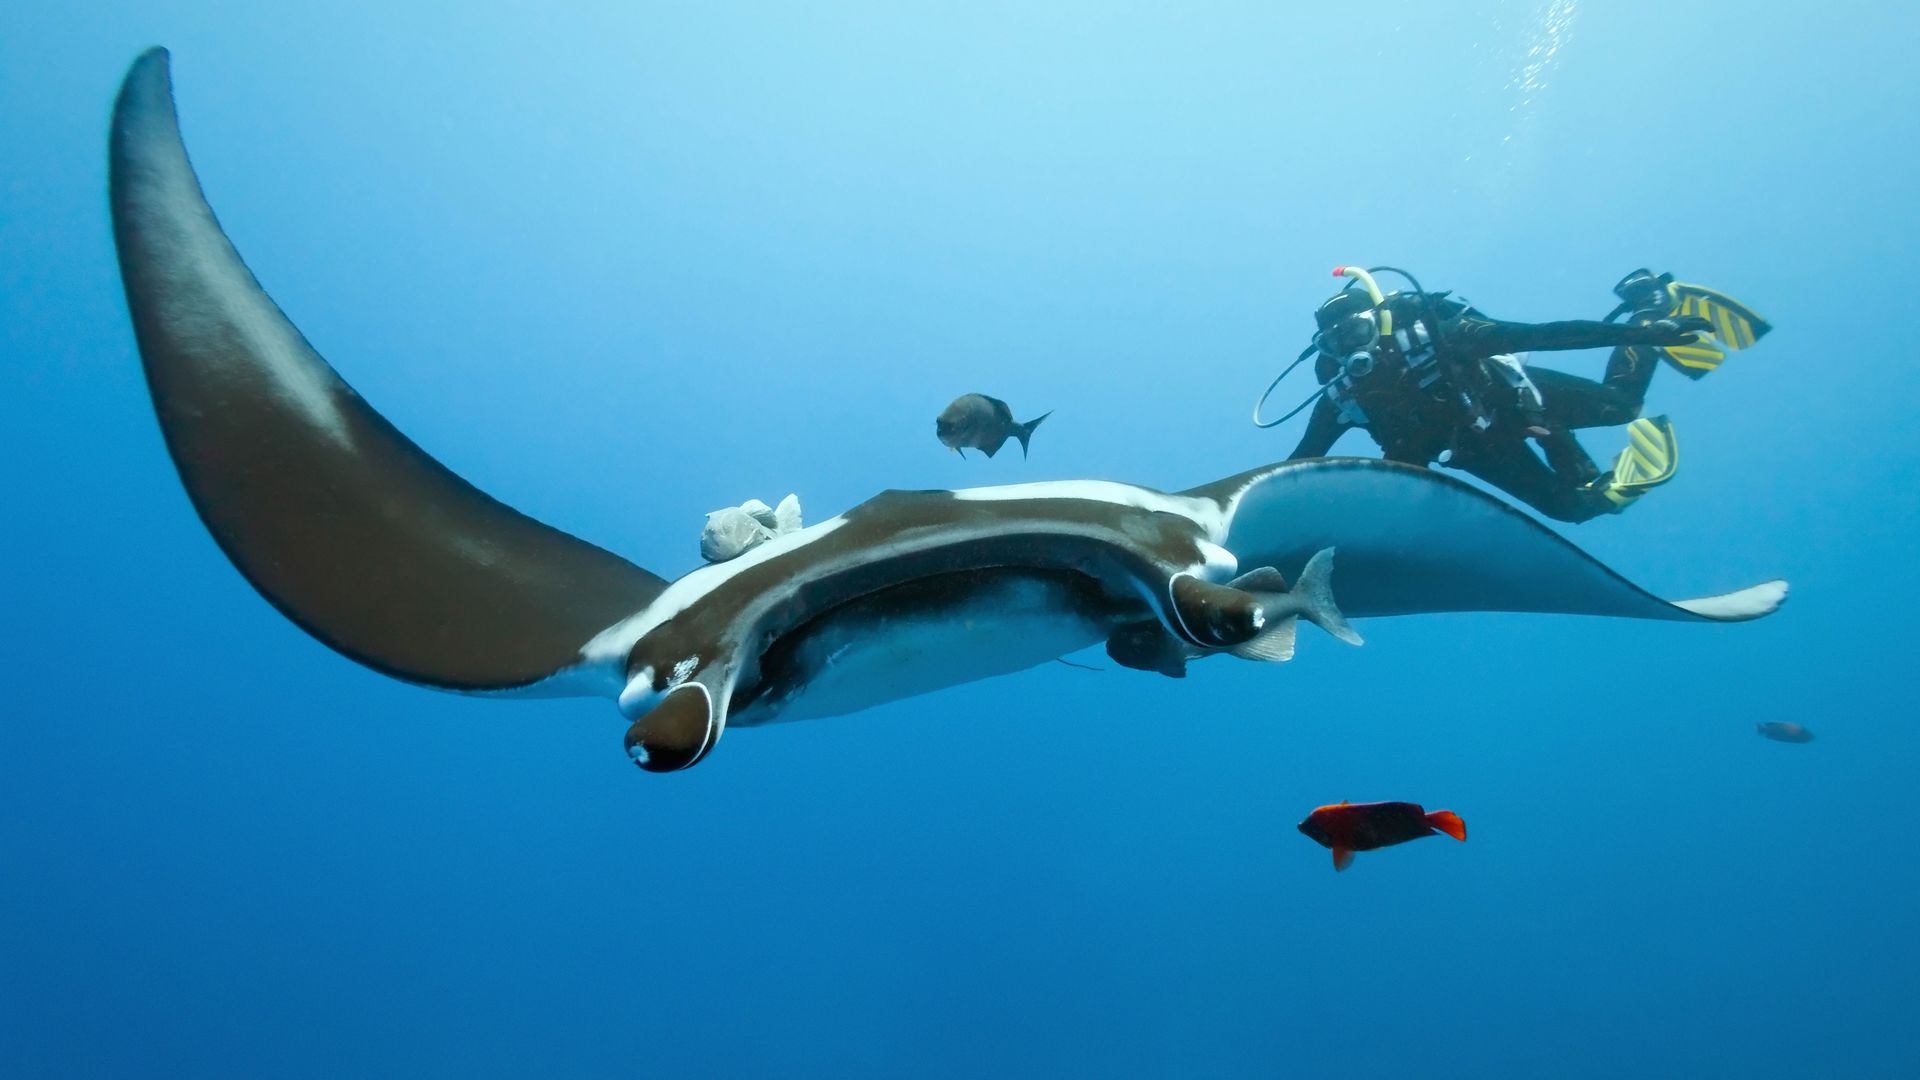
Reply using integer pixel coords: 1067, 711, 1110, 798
1314, 288, 1376, 332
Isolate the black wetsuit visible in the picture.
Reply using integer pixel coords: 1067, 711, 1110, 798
1287, 293, 1681, 523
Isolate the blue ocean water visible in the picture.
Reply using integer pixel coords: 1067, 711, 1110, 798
5, 2, 1918, 1076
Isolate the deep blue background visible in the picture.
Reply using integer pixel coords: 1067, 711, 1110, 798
6, 3, 1917, 1076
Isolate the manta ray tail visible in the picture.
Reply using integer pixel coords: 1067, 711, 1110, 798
110, 48, 666, 692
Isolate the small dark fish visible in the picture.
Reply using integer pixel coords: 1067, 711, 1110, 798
1756, 721, 1814, 744
936, 393, 1051, 459
1297, 800, 1467, 872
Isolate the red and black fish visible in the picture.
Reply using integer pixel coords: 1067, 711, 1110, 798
1297, 800, 1467, 872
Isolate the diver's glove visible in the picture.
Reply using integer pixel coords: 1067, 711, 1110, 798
1635, 315, 1714, 346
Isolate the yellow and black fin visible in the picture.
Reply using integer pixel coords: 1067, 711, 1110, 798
1591, 415, 1679, 511
1660, 281, 1773, 379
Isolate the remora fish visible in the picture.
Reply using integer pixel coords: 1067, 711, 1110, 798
936, 394, 1051, 458
107, 49, 1788, 773
1755, 721, 1814, 744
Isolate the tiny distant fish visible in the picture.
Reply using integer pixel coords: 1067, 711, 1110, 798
936, 394, 1051, 459
1297, 800, 1467, 872
1756, 721, 1814, 744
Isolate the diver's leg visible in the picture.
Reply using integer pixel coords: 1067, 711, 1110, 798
1532, 426, 1603, 486
1449, 439, 1611, 524
1530, 366, 1641, 430
1602, 345, 1659, 407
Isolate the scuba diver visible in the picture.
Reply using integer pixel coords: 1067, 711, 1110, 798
1257, 266, 1771, 522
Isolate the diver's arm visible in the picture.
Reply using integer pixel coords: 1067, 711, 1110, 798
1287, 396, 1348, 459
1448, 314, 1702, 355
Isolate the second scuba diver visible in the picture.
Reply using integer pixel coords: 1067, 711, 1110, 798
1261, 266, 1770, 523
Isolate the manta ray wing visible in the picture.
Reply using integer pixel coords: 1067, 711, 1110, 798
110, 48, 667, 692
1187, 458, 1786, 623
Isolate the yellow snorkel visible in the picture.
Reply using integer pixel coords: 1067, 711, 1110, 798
1332, 265, 1392, 337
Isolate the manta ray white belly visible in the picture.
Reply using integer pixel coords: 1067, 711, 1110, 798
734, 573, 1115, 725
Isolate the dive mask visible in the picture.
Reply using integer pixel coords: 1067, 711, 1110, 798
1317, 309, 1379, 357
1313, 287, 1382, 358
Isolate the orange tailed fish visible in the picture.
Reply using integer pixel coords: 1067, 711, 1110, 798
1297, 800, 1467, 872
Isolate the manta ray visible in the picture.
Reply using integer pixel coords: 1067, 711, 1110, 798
109, 50, 1786, 772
